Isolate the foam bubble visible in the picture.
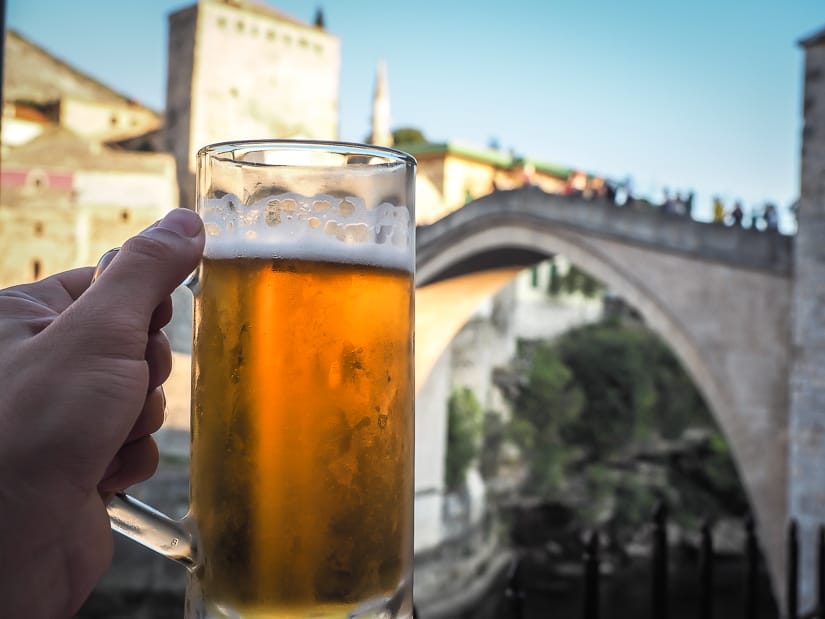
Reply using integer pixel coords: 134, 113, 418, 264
199, 193, 413, 272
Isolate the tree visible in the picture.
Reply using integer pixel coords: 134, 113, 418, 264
392, 127, 427, 145
556, 324, 657, 461
479, 411, 504, 480
509, 344, 584, 495
445, 387, 484, 491
502, 322, 748, 533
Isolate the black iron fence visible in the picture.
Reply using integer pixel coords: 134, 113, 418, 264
502, 504, 825, 619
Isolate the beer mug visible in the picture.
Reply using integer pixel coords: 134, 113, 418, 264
107, 140, 416, 618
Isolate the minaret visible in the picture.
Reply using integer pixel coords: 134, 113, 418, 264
369, 60, 393, 147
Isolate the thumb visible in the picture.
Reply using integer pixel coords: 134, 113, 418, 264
59, 208, 204, 355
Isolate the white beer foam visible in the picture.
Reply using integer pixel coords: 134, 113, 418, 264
199, 193, 413, 272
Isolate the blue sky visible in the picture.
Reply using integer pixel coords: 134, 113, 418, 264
7, 1, 824, 224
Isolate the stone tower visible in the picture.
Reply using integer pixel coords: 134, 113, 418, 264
368, 60, 393, 148
790, 26, 825, 611
164, 0, 341, 210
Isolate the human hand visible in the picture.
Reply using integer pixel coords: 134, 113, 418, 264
0, 208, 204, 618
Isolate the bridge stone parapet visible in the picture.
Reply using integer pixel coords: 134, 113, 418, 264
417, 187, 793, 282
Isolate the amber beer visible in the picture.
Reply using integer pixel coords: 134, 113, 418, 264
190, 254, 414, 617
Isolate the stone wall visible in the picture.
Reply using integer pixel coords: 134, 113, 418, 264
0, 203, 165, 287
513, 259, 604, 341
0, 146, 177, 287
58, 97, 161, 143
443, 156, 499, 208
415, 350, 451, 551
165, 5, 198, 211
789, 31, 825, 610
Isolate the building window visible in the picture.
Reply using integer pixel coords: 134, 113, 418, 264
299, 37, 309, 48
217, 16, 227, 28
120, 210, 130, 223
283, 34, 292, 45
530, 266, 539, 288
229, 87, 239, 98
32, 259, 42, 280
251, 25, 258, 36
110, 114, 118, 127
266, 30, 275, 41
236, 20, 244, 32
33, 222, 44, 236
548, 261, 561, 295
26, 170, 48, 191
313, 43, 322, 54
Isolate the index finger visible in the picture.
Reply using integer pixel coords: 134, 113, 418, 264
0, 267, 94, 314
52, 267, 96, 301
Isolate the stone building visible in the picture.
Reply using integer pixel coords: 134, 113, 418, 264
165, 0, 341, 210
400, 141, 580, 224
3, 30, 162, 143
1, 31, 176, 288
0, 125, 176, 285
2, 1, 343, 289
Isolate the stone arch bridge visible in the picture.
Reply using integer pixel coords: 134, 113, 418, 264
413, 186, 797, 594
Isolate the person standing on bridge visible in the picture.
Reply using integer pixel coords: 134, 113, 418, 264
661, 188, 675, 214
764, 203, 779, 231
684, 191, 695, 218
749, 205, 762, 229
731, 201, 745, 227
713, 196, 725, 224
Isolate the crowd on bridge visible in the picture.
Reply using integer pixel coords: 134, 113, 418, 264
558, 173, 795, 233
709, 196, 787, 231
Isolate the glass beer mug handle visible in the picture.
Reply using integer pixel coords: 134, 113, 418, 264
108, 493, 196, 569
93, 247, 198, 571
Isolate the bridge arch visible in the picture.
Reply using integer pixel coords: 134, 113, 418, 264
415, 188, 792, 593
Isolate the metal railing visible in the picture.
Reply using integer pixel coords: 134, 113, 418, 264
501, 503, 825, 619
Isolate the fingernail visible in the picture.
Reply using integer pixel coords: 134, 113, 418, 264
92, 248, 120, 282
154, 208, 203, 238
141, 219, 161, 234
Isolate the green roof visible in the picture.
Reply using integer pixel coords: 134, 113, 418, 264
397, 141, 510, 167
514, 156, 572, 179
396, 140, 572, 179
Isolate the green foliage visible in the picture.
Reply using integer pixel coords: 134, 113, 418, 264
445, 387, 484, 491
480, 412, 505, 479
504, 322, 748, 532
557, 325, 658, 459
510, 345, 584, 495
392, 127, 427, 145
581, 463, 659, 528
